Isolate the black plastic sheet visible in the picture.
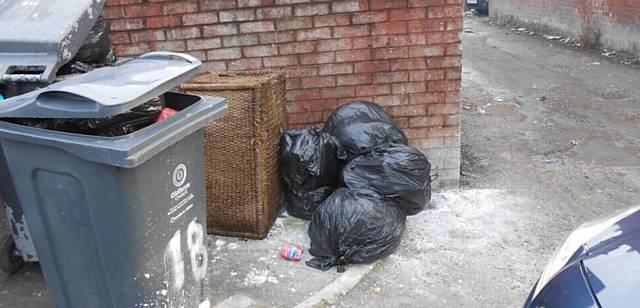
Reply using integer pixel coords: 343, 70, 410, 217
279, 128, 343, 219
341, 144, 432, 216
323, 101, 395, 135
307, 188, 407, 271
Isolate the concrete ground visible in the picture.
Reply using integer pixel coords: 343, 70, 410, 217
2, 15, 640, 308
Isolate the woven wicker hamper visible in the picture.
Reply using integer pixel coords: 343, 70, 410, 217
180, 71, 286, 239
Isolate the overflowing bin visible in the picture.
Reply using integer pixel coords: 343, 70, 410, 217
0, 52, 227, 308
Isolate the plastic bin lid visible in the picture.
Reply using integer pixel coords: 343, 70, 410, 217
0, 52, 202, 119
0, 0, 104, 83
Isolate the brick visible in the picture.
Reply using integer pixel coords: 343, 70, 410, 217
200, 0, 237, 10
125, 4, 163, 17
286, 78, 302, 90
287, 89, 322, 101
316, 38, 352, 52
186, 38, 222, 50
372, 22, 408, 35
259, 31, 296, 43
314, 14, 351, 27
110, 19, 145, 31
228, 58, 264, 70
409, 46, 445, 57
285, 67, 318, 78
445, 114, 460, 126
163, 2, 199, 14
206, 48, 242, 60
219, 9, 256, 23
279, 41, 316, 55
288, 112, 324, 125
426, 126, 459, 138
390, 58, 427, 71
410, 92, 445, 104
333, 25, 370, 38
373, 47, 408, 60
185, 50, 206, 61
374, 72, 408, 83
447, 19, 463, 31
321, 86, 356, 99
103, 7, 125, 19
356, 84, 391, 96
409, 0, 446, 7
107, 0, 142, 5
353, 36, 389, 49
335, 49, 371, 62
352, 11, 387, 24
256, 7, 293, 19
243, 45, 278, 57
288, 100, 338, 113
392, 82, 426, 94
427, 57, 461, 68
129, 29, 166, 43
301, 76, 335, 88
110, 32, 130, 44
151, 40, 186, 51
428, 80, 460, 92
203, 24, 239, 37
145, 15, 180, 29
276, 17, 313, 30
408, 20, 446, 33
299, 52, 335, 64
336, 74, 372, 85
276, 0, 313, 4
222, 34, 259, 47
318, 63, 354, 76
239, 0, 276, 8
263, 55, 299, 67
331, 0, 369, 13
410, 69, 446, 81
387, 105, 427, 117
403, 128, 429, 139
294, 3, 330, 16
182, 12, 218, 25
166, 27, 201, 40
296, 28, 332, 41
374, 95, 409, 106
427, 7, 445, 19
371, 0, 408, 9
429, 103, 460, 115
115, 43, 150, 56
388, 34, 427, 46
240, 21, 276, 33
446, 68, 461, 80
389, 8, 426, 20
444, 5, 463, 17
354, 61, 390, 73
409, 116, 445, 128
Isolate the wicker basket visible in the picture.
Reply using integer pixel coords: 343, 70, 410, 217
180, 71, 287, 239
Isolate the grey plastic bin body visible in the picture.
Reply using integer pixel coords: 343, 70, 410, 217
0, 52, 227, 308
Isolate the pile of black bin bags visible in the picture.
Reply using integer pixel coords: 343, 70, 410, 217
278, 101, 432, 271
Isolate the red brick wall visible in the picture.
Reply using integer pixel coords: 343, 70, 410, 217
104, 0, 462, 189
491, 0, 640, 55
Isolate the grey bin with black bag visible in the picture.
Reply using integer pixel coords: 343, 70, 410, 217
0, 52, 227, 308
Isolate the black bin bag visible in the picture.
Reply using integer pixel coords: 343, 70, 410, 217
307, 188, 407, 271
323, 101, 407, 161
330, 122, 407, 161
279, 128, 343, 219
324, 101, 395, 135
342, 144, 432, 216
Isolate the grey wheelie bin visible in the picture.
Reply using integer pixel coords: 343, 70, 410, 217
0, 51, 227, 308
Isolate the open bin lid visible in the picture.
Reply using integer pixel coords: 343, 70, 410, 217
0, 0, 104, 83
0, 52, 202, 119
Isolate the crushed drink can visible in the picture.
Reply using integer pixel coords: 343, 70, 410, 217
280, 244, 304, 262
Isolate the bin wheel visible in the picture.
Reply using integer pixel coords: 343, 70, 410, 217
0, 235, 24, 274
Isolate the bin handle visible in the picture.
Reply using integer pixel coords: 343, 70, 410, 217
136, 52, 199, 64
34, 91, 100, 113
0, 64, 56, 83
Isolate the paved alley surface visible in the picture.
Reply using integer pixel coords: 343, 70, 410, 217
337, 16, 640, 307
1, 16, 640, 308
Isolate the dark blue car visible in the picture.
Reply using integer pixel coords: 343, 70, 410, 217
525, 206, 640, 308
